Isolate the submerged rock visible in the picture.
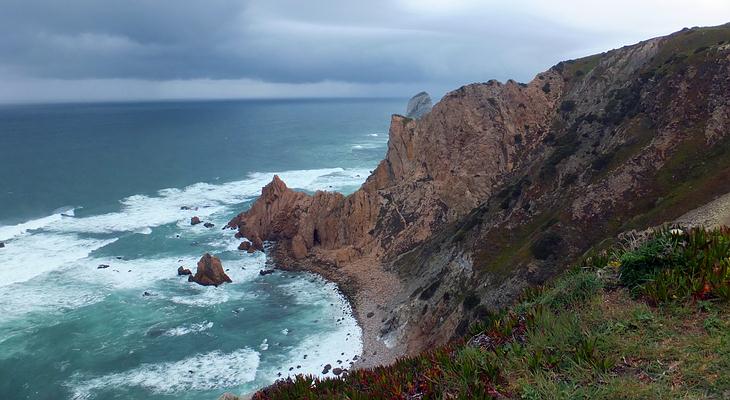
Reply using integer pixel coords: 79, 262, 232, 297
188, 253, 232, 286
259, 269, 275, 276
97, 264, 110, 269
204, 222, 215, 228
190, 216, 202, 225
0, 242, 4, 248
405, 91, 432, 119
177, 266, 192, 276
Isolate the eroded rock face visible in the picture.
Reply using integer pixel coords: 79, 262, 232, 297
231, 25, 730, 358
228, 73, 563, 265
405, 91, 433, 119
189, 253, 231, 286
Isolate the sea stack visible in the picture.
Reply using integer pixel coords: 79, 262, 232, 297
188, 253, 231, 286
405, 91, 432, 119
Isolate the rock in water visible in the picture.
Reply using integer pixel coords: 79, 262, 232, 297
177, 266, 192, 276
188, 253, 232, 286
259, 269, 275, 276
203, 222, 215, 228
0, 242, 4, 248
405, 91, 432, 119
191, 216, 202, 225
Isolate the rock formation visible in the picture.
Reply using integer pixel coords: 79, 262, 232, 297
177, 266, 192, 276
405, 91, 433, 119
191, 216, 202, 225
188, 253, 231, 286
229, 24, 730, 360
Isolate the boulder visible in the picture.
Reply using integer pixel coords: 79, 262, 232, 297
237, 241, 251, 251
203, 222, 215, 228
259, 269, 275, 276
191, 216, 202, 225
0, 242, 4, 248
177, 266, 192, 276
188, 253, 232, 286
405, 91, 432, 119
322, 364, 332, 374
332, 367, 344, 376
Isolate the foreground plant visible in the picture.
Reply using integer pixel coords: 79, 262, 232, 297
252, 227, 730, 399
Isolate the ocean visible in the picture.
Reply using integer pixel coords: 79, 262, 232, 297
0, 98, 401, 399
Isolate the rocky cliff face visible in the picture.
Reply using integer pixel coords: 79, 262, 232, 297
229, 24, 730, 359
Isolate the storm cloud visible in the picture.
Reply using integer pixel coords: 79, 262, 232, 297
0, 0, 728, 103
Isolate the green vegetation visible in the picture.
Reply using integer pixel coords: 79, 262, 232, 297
253, 227, 730, 399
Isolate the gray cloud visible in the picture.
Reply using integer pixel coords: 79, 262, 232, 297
0, 0, 728, 102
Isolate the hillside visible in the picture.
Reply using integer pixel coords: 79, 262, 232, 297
252, 226, 730, 399
228, 23, 730, 368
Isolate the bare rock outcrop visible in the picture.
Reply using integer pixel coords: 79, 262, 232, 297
188, 253, 231, 286
233, 25, 730, 362
405, 91, 433, 119
228, 73, 563, 265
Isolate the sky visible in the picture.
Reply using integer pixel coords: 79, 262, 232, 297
0, 0, 728, 104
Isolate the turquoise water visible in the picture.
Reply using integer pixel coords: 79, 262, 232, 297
0, 99, 400, 399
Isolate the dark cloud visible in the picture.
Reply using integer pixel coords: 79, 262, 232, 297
0, 0, 727, 102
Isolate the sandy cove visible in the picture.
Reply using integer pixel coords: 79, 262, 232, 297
270, 244, 403, 370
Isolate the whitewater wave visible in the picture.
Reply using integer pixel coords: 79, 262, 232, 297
0, 167, 369, 289
0, 233, 117, 287
0, 207, 75, 241
70, 348, 260, 396
163, 321, 214, 337
259, 274, 362, 381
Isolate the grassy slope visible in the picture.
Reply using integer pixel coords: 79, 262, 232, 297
253, 227, 730, 399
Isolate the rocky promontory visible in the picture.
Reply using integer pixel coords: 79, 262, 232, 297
229, 24, 730, 364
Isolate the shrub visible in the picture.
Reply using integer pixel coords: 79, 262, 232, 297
560, 100, 576, 113
463, 292, 481, 310
619, 227, 730, 303
531, 232, 563, 260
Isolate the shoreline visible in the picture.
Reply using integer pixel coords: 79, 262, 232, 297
270, 243, 403, 371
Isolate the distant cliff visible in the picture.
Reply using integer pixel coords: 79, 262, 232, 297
229, 24, 730, 359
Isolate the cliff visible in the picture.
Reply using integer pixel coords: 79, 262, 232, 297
229, 24, 730, 361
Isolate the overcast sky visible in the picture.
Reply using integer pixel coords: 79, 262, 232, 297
0, 0, 728, 103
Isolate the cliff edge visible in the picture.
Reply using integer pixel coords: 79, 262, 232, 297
229, 24, 730, 364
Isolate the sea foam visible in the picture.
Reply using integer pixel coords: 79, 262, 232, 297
70, 348, 260, 396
